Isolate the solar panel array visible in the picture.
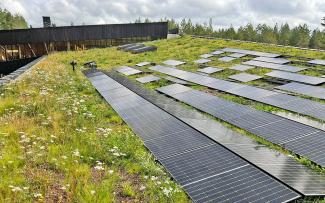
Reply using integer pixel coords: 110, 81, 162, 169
266, 71, 325, 85
253, 57, 290, 64
230, 65, 254, 71
243, 60, 306, 73
149, 65, 325, 122
136, 75, 161, 83
85, 70, 301, 202
276, 82, 325, 100
229, 73, 262, 82
198, 67, 223, 74
222, 48, 281, 58
309, 59, 325, 66
116, 66, 142, 76
157, 83, 325, 167
108, 71, 325, 196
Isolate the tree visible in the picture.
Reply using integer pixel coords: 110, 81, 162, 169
322, 17, 325, 27
0, 8, 28, 30
309, 29, 322, 49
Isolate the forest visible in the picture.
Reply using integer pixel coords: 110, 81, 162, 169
0, 8, 28, 30
138, 17, 325, 50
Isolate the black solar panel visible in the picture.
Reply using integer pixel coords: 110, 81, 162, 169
210, 50, 224, 55
229, 53, 247, 58
136, 75, 161, 83
198, 67, 223, 74
163, 59, 186, 66
228, 73, 262, 82
276, 82, 325, 100
243, 60, 306, 72
85, 71, 301, 202
219, 56, 236, 62
230, 65, 254, 71
107, 71, 325, 196
157, 83, 325, 167
194, 59, 211, 64
266, 71, 325, 85
253, 56, 290, 64
150, 66, 325, 122
309, 59, 325, 66
222, 48, 281, 58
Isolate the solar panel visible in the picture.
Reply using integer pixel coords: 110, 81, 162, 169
163, 59, 186, 66
200, 54, 213, 58
198, 67, 223, 74
132, 46, 157, 54
229, 53, 247, 58
163, 76, 189, 85
243, 60, 306, 72
230, 65, 254, 71
210, 50, 224, 55
194, 59, 211, 64
229, 73, 262, 82
222, 48, 281, 58
149, 66, 325, 122
219, 56, 236, 62
85, 71, 300, 202
157, 84, 325, 167
123, 44, 145, 51
309, 59, 325, 66
136, 75, 161, 83
117, 43, 138, 50
117, 66, 142, 76
108, 71, 325, 197
266, 71, 325, 85
276, 82, 325, 100
253, 57, 290, 64
136, 62, 151, 67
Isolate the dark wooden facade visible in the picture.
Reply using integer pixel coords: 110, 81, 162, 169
0, 22, 167, 62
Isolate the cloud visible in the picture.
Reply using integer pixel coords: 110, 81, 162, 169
1, 0, 324, 29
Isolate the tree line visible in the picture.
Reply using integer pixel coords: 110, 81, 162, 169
0, 8, 28, 30
137, 17, 325, 49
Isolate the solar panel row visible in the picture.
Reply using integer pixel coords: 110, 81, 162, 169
149, 66, 325, 124
266, 71, 325, 85
85, 70, 301, 202
243, 60, 306, 73
108, 71, 325, 196
157, 83, 325, 167
222, 48, 281, 58
276, 82, 325, 100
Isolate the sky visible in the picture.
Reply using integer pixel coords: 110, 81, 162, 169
1, 0, 325, 30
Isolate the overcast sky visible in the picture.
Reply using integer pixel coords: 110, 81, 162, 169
1, 0, 325, 30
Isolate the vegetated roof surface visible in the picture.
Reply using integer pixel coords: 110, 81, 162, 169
1, 35, 325, 202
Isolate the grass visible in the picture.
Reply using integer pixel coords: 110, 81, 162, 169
1, 35, 325, 202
